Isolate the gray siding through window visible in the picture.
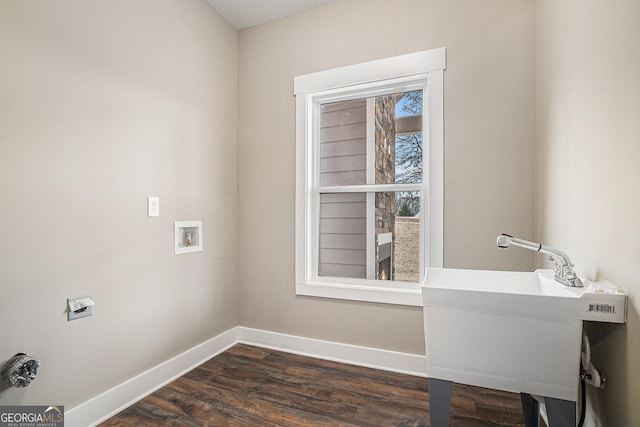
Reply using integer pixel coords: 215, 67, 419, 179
320, 99, 366, 186
318, 99, 367, 278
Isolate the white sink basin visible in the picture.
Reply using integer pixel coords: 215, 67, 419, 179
422, 268, 626, 402
424, 268, 626, 324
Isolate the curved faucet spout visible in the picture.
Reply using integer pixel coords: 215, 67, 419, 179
497, 234, 583, 287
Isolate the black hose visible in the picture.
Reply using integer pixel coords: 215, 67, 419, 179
578, 361, 586, 427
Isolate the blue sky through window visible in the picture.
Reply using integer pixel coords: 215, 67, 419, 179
395, 90, 423, 117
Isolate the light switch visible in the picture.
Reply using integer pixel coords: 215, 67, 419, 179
148, 197, 160, 217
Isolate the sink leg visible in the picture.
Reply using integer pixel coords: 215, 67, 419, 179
428, 378, 454, 427
520, 393, 540, 427
544, 397, 576, 427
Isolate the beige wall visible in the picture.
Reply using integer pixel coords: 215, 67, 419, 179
535, 0, 640, 425
1, 0, 634, 421
237, 0, 536, 354
0, 0, 238, 408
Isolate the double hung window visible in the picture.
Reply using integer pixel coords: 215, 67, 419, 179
294, 48, 445, 306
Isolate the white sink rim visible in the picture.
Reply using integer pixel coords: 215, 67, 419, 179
423, 267, 626, 324
423, 268, 580, 297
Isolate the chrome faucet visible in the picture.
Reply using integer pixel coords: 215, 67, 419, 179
497, 234, 583, 287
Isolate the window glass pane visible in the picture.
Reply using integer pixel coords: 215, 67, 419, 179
375, 90, 423, 185
319, 100, 367, 186
318, 191, 421, 283
392, 191, 421, 282
318, 192, 367, 278
319, 90, 423, 187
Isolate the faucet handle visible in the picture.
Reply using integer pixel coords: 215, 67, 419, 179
549, 256, 562, 275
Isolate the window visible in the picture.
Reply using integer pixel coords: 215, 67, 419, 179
294, 48, 445, 306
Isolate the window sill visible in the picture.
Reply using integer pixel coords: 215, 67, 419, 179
295, 280, 423, 307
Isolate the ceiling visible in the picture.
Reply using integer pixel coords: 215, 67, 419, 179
206, 0, 339, 30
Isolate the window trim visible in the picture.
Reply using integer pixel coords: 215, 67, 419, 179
294, 48, 445, 306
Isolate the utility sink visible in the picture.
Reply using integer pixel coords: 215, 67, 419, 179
422, 268, 626, 402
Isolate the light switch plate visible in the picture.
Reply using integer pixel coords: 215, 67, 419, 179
148, 197, 159, 217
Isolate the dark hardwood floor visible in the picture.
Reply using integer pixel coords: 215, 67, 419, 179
101, 344, 529, 426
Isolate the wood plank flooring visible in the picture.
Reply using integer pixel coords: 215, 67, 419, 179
100, 344, 529, 426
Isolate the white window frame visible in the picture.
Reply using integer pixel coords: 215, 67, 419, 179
294, 48, 445, 306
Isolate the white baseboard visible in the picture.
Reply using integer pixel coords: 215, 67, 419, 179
65, 328, 237, 427
65, 326, 427, 427
237, 326, 427, 378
